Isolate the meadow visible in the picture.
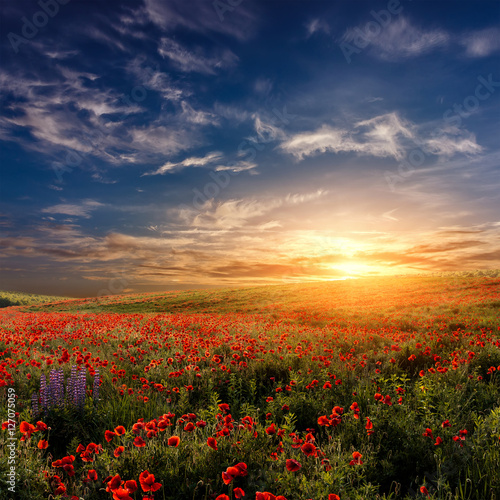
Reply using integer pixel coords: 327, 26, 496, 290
0, 276, 499, 500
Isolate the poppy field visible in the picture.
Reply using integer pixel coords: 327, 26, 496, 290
1, 276, 500, 500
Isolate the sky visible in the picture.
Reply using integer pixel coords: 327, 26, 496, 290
0, 0, 499, 297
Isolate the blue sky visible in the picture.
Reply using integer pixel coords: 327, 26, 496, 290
1, 0, 499, 296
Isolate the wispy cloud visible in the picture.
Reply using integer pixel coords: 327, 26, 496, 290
144, 151, 224, 175
41, 200, 105, 218
305, 18, 330, 37
342, 17, 449, 61
141, 0, 258, 41
280, 112, 482, 161
460, 27, 500, 57
174, 189, 328, 229
158, 38, 238, 74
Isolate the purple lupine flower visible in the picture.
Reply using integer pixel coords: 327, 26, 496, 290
92, 370, 100, 402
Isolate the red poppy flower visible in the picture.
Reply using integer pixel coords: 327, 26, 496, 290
114, 446, 125, 457
112, 488, 133, 500
207, 437, 218, 450
435, 437, 443, 446
301, 442, 317, 457
329, 495, 340, 500
139, 470, 162, 492
349, 451, 363, 465
106, 474, 122, 492
105, 430, 116, 442
125, 480, 138, 493
114, 425, 126, 435
36, 421, 48, 431
133, 436, 146, 447
266, 423, 277, 435
234, 487, 245, 498
420, 486, 430, 497
37, 439, 48, 449
54, 484, 67, 495
285, 459, 301, 472
87, 470, 98, 481
168, 436, 180, 447
215, 495, 230, 500
423, 428, 433, 439
184, 422, 195, 432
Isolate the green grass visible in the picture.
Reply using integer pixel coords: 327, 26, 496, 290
0, 290, 68, 308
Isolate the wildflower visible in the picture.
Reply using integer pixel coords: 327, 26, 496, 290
114, 446, 125, 457
124, 480, 138, 493
420, 485, 430, 497
285, 459, 301, 472
329, 495, 340, 500
87, 470, 98, 481
234, 487, 245, 498
349, 451, 363, 465
106, 474, 122, 492
114, 425, 126, 435
168, 436, 180, 447
423, 428, 433, 439
38, 439, 48, 449
301, 442, 317, 457
139, 470, 162, 492
207, 437, 218, 450
105, 430, 116, 442
133, 436, 146, 447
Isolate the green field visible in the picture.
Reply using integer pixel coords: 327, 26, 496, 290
1, 276, 499, 500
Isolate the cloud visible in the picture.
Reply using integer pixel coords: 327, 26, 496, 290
176, 189, 328, 229
280, 112, 482, 161
144, 151, 224, 175
281, 112, 414, 160
126, 56, 185, 101
181, 101, 219, 126
342, 17, 449, 61
305, 18, 330, 37
41, 200, 105, 218
141, 0, 257, 41
158, 38, 238, 74
460, 28, 500, 57
424, 132, 482, 156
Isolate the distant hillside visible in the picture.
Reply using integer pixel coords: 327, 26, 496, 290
0, 290, 68, 308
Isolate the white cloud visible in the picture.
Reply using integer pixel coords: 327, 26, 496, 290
305, 18, 330, 37
142, 0, 257, 41
158, 38, 238, 74
343, 17, 449, 61
41, 200, 104, 218
280, 112, 482, 161
144, 151, 224, 175
175, 190, 328, 229
181, 101, 219, 126
425, 133, 482, 156
461, 28, 500, 57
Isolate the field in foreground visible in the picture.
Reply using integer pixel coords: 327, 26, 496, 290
0, 276, 499, 500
